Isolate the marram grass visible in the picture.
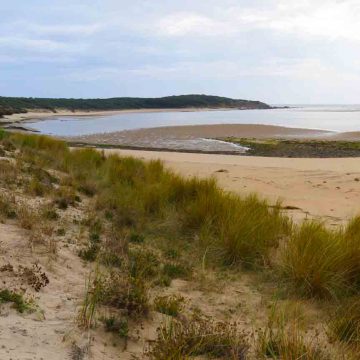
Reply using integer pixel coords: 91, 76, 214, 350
6, 132, 291, 268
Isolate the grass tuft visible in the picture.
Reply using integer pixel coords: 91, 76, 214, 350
145, 315, 249, 359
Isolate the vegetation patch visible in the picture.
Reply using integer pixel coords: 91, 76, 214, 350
145, 315, 249, 359
0, 289, 32, 313
153, 295, 185, 317
222, 137, 360, 158
327, 297, 360, 346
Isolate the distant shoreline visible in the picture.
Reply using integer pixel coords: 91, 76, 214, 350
0, 106, 270, 125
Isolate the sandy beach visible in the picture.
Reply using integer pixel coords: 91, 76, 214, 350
0, 107, 238, 124
102, 148, 360, 225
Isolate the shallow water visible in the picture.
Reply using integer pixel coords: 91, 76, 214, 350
28, 105, 360, 137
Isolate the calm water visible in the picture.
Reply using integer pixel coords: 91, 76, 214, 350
28, 105, 360, 136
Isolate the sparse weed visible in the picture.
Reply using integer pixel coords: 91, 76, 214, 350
41, 204, 59, 220
0, 193, 17, 220
145, 315, 249, 359
257, 304, 329, 359
17, 205, 38, 230
102, 315, 129, 338
53, 186, 78, 210
25, 176, 50, 197
78, 267, 103, 329
128, 248, 160, 280
100, 271, 149, 318
327, 297, 360, 346
154, 295, 185, 317
163, 262, 190, 280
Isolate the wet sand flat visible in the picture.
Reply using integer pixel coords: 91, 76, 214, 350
101, 149, 360, 225
71, 124, 333, 144
69, 124, 339, 153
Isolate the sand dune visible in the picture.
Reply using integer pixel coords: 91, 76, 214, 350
103, 149, 360, 225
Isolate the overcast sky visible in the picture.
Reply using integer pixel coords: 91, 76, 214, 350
1, 0, 360, 103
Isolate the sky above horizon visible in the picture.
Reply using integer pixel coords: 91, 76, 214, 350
1, 0, 360, 104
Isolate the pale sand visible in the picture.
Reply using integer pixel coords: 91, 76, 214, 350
102, 149, 360, 225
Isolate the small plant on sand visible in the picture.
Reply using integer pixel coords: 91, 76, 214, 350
145, 314, 249, 359
128, 248, 161, 280
78, 267, 103, 330
102, 315, 129, 338
154, 295, 185, 317
78, 244, 99, 262
41, 204, 59, 221
25, 176, 50, 197
162, 262, 191, 280
0, 193, 17, 220
16, 205, 38, 230
53, 186, 78, 210
78, 223, 103, 262
101, 271, 149, 318
0, 289, 32, 313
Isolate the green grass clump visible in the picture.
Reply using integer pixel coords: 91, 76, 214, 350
257, 304, 329, 360
327, 297, 360, 346
145, 315, 249, 359
258, 323, 328, 359
0, 289, 31, 313
154, 295, 185, 317
342, 217, 360, 288
78, 268, 103, 329
280, 221, 346, 298
280, 216, 360, 299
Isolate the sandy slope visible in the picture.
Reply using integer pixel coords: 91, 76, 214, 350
103, 149, 360, 225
